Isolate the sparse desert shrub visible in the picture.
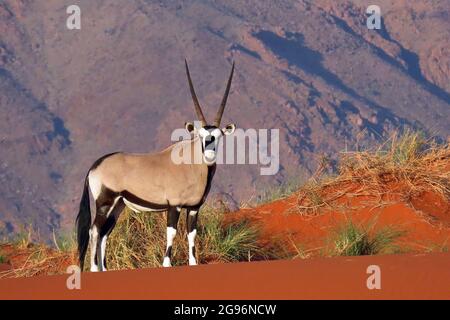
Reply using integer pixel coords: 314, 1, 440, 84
328, 221, 404, 256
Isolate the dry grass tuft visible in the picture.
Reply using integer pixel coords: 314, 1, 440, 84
96, 206, 281, 271
294, 131, 450, 215
0, 244, 76, 279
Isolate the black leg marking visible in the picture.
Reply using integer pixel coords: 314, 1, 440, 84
167, 206, 181, 229
94, 249, 98, 266
186, 208, 199, 233
96, 187, 119, 216
165, 246, 172, 258
187, 206, 200, 265
99, 199, 125, 238
92, 191, 124, 271
98, 199, 125, 270
163, 207, 180, 266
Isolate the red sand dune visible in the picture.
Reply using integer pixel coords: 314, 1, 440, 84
0, 253, 449, 300
228, 184, 450, 255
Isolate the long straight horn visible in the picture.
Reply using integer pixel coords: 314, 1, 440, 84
214, 62, 235, 127
185, 59, 207, 126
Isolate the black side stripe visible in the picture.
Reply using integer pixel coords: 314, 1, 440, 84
121, 190, 169, 210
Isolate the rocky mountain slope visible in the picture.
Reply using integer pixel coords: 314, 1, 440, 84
0, 0, 449, 240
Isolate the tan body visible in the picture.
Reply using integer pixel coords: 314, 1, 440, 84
88, 137, 211, 210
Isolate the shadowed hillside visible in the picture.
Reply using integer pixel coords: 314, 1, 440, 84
0, 0, 449, 239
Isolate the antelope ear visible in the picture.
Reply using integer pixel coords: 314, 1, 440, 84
222, 123, 236, 135
185, 122, 196, 134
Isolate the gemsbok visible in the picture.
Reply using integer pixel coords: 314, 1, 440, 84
76, 60, 236, 271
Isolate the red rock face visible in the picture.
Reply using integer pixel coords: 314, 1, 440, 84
0, 0, 449, 240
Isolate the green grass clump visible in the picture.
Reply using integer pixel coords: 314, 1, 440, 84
198, 207, 269, 262
329, 221, 404, 256
52, 231, 77, 253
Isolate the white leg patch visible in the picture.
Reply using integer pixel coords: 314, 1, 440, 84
100, 236, 108, 271
89, 226, 99, 272
163, 257, 171, 268
163, 227, 177, 268
166, 227, 177, 247
90, 265, 99, 272
188, 229, 197, 266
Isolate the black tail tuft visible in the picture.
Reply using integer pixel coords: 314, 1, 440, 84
76, 175, 91, 271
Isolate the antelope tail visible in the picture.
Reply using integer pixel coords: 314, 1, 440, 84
76, 174, 91, 271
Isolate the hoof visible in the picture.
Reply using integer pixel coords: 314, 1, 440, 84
189, 258, 198, 266
90, 266, 99, 272
162, 257, 172, 267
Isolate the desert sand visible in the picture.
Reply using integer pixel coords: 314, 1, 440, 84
0, 252, 448, 300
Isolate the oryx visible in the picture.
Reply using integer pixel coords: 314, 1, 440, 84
76, 60, 236, 271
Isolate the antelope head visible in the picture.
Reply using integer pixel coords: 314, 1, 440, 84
184, 60, 236, 165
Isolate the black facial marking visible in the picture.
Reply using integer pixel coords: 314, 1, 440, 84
205, 136, 215, 150
192, 246, 196, 258
200, 126, 219, 152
